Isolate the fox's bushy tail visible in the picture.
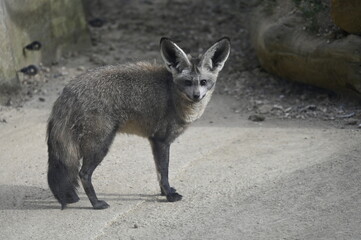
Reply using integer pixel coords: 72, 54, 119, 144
47, 116, 80, 209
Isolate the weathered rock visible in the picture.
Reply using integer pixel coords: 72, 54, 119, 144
331, 0, 361, 34
250, 0, 361, 97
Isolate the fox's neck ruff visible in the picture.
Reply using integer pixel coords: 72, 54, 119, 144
172, 88, 213, 124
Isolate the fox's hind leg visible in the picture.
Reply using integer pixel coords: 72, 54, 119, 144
79, 155, 109, 209
149, 137, 182, 202
79, 127, 117, 209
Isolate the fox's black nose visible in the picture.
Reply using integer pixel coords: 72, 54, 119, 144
193, 94, 200, 100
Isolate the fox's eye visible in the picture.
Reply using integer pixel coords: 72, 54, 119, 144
184, 80, 193, 86
200, 80, 207, 86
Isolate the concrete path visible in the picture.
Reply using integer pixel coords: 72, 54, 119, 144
1, 93, 361, 240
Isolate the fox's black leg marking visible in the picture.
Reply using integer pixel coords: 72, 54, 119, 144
79, 160, 109, 209
149, 138, 182, 202
79, 130, 116, 209
161, 187, 176, 196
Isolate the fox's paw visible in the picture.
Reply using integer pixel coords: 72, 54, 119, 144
161, 187, 176, 196
166, 192, 182, 202
93, 200, 110, 210
66, 193, 80, 204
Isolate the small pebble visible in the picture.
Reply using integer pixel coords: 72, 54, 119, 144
77, 66, 85, 71
344, 119, 357, 126
248, 114, 265, 122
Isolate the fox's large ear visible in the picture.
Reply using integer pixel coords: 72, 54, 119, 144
160, 37, 191, 73
199, 37, 230, 73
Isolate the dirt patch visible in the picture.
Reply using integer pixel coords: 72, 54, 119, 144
294, 0, 338, 35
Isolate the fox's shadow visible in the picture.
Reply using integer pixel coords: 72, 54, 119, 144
0, 185, 159, 210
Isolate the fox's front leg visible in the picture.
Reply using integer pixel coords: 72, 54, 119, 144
149, 137, 182, 202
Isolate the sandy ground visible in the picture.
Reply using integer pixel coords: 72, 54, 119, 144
1, 0, 361, 239
1, 87, 361, 240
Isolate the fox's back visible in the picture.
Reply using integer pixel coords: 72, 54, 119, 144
52, 62, 174, 138
67, 62, 171, 110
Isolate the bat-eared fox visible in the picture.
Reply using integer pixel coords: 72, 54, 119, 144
47, 37, 230, 209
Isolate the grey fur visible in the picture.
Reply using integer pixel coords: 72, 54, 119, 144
47, 37, 231, 209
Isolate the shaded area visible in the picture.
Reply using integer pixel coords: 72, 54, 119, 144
0, 185, 164, 210
0, 185, 55, 210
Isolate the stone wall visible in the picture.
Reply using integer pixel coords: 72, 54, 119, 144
0, 0, 89, 99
